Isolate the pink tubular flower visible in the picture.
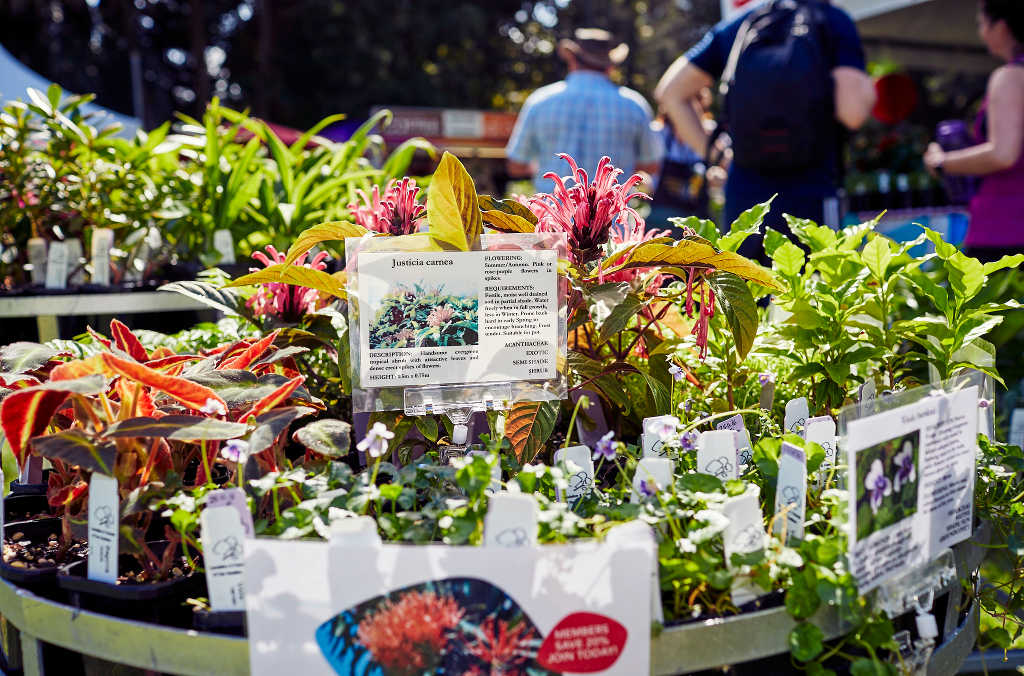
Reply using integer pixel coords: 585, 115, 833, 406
245, 244, 330, 323
529, 154, 650, 265
348, 178, 425, 235
683, 265, 716, 361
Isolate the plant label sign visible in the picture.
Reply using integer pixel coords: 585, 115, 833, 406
846, 386, 978, 592
91, 228, 114, 286
1010, 409, 1024, 450
483, 492, 538, 548
554, 444, 594, 505
716, 414, 753, 466
641, 415, 677, 458
697, 430, 737, 481
87, 473, 119, 584
859, 379, 877, 416
784, 397, 810, 434
353, 247, 558, 388
201, 505, 247, 611
773, 442, 807, 542
631, 457, 673, 503
213, 229, 236, 264
805, 415, 838, 468
44, 240, 68, 289
723, 486, 765, 606
27, 237, 47, 285
206, 487, 254, 537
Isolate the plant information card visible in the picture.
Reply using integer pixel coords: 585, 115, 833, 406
356, 249, 559, 388
845, 386, 978, 592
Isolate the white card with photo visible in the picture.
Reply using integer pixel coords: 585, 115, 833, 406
784, 397, 810, 434
467, 449, 502, 495
554, 445, 594, 505
630, 457, 673, 503
483, 492, 538, 548
642, 415, 678, 458
773, 443, 807, 542
697, 430, 737, 481
354, 247, 558, 388
201, 505, 247, 611
87, 473, 119, 583
846, 386, 978, 592
1011, 409, 1024, 450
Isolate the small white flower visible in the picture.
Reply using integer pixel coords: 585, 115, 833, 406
200, 398, 227, 416
357, 422, 395, 459
675, 537, 697, 553
220, 438, 250, 463
438, 515, 454, 529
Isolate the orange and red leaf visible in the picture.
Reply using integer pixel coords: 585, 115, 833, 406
110, 319, 149, 362
238, 375, 306, 420
100, 353, 227, 413
220, 330, 280, 371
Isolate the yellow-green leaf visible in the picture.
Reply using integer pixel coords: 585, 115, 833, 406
426, 151, 482, 250
226, 264, 347, 299
479, 195, 537, 233
283, 221, 369, 265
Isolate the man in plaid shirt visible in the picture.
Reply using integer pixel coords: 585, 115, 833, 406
506, 28, 663, 193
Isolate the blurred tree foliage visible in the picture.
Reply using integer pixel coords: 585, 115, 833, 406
0, 0, 719, 128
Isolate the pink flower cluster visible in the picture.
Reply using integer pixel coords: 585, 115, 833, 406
357, 590, 465, 676
530, 155, 648, 265
348, 178, 426, 236
245, 245, 329, 323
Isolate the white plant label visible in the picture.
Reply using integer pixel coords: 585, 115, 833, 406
759, 379, 776, 410
205, 487, 254, 537
773, 442, 807, 542
44, 240, 67, 289
201, 505, 247, 611
859, 379, 877, 416
846, 386, 978, 592
27, 237, 47, 285
65, 237, 85, 285
606, 520, 663, 623
213, 229, 236, 264
716, 414, 752, 466
805, 415, 839, 479
554, 444, 594, 505
642, 415, 678, 458
722, 486, 765, 606
328, 515, 382, 547
91, 228, 114, 286
631, 457, 673, 503
784, 397, 810, 434
87, 473, 119, 584
1010, 409, 1024, 450
468, 449, 502, 495
697, 430, 738, 481
483, 492, 538, 548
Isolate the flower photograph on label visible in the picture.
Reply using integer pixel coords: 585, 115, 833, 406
367, 281, 479, 350
855, 430, 920, 540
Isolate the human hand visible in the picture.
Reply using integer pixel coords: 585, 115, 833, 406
923, 142, 945, 177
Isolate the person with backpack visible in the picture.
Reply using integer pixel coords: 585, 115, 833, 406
654, 0, 876, 264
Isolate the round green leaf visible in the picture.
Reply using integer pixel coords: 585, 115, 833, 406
789, 622, 824, 662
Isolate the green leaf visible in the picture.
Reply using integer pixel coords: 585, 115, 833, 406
282, 221, 370, 266
785, 580, 821, 619
597, 293, 644, 343
186, 371, 316, 408
785, 215, 837, 251
945, 252, 985, 307
861, 235, 892, 281
104, 416, 248, 441
30, 429, 115, 474
788, 622, 824, 662
718, 198, 773, 252
0, 342, 58, 374
158, 281, 245, 317
504, 400, 559, 462
773, 241, 805, 278
636, 365, 671, 415
478, 195, 537, 233
248, 406, 316, 453
292, 419, 352, 458
669, 216, 720, 245
850, 658, 894, 676
982, 253, 1024, 276
226, 263, 347, 300
415, 415, 439, 443
707, 271, 758, 361
763, 228, 789, 258
985, 627, 1012, 649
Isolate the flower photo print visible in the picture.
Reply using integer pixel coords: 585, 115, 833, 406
855, 430, 920, 540
367, 282, 479, 350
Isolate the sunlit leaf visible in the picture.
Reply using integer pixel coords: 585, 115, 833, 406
426, 151, 482, 250
504, 400, 559, 462
0, 342, 58, 375
102, 353, 227, 413
292, 419, 352, 458
707, 272, 758, 361
109, 319, 149, 362
283, 221, 370, 266
220, 330, 281, 371
479, 195, 537, 233
225, 263, 347, 300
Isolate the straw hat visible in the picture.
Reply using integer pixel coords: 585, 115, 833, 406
558, 28, 630, 70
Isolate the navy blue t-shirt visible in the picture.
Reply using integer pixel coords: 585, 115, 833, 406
686, 2, 866, 235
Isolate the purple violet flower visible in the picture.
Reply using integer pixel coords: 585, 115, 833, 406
593, 431, 616, 461
758, 372, 774, 386
638, 477, 659, 498
680, 430, 698, 453
892, 441, 916, 491
220, 439, 249, 463
864, 459, 892, 514
668, 364, 686, 382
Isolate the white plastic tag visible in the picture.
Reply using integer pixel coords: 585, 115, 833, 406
328, 515, 382, 547
859, 379, 877, 416
697, 430, 738, 481
722, 486, 765, 606
65, 237, 85, 285
642, 415, 677, 458
773, 442, 807, 542
468, 449, 502, 495
554, 445, 594, 505
27, 237, 47, 285
1010, 409, 1024, 450
784, 397, 810, 434
759, 379, 775, 410
205, 488, 254, 537
805, 415, 838, 477
44, 240, 68, 289
631, 457, 673, 503
483, 493, 538, 548
91, 228, 114, 286
605, 520, 663, 624
87, 473, 119, 583
716, 414, 752, 466
201, 505, 246, 610
213, 229, 236, 264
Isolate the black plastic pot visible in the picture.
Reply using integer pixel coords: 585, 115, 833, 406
58, 541, 203, 628
9, 470, 52, 497
3, 494, 52, 523
193, 608, 246, 636
0, 517, 71, 599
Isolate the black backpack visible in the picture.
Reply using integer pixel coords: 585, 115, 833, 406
720, 0, 835, 172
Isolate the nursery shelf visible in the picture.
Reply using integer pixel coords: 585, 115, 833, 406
0, 291, 211, 341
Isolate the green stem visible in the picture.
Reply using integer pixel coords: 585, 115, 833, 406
563, 394, 588, 449
199, 440, 213, 487
680, 408, 764, 435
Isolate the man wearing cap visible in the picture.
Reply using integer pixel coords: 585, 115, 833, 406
506, 28, 663, 193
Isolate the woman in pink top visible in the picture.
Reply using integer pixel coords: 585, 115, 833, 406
924, 0, 1024, 262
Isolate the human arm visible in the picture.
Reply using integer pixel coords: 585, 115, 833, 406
504, 97, 539, 179
833, 67, 876, 130
924, 66, 1024, 176
654, 57, 714, 157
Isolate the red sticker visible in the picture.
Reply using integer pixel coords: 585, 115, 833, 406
537, 612, 628, 673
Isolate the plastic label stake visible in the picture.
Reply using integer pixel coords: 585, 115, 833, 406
716, 414, 753, 466
467, 449, 502, 495
784, 397, 810, 434
27, 237, 47, 285
697, 430, 738, 481
213, 229, 236, 264
605, 520, 663, 624
723, 486, 765, 606
205, 487, 254, 537
759, 378, 776, 411
87, 473, 119, 584
641, 415, 677, 458
773, 442, 807, 542
65, 238, 85, 285
1011, 409, 1024, 450
44, 240, 68, 290
201, 505, 247, 611
483, 493, 538, 548
90, 228, 114, 287
859, 379, 877, 416
805, 415, 838, 481
630, 458, 673, 504
554, 445, 594, 505
328, 515, 382, 547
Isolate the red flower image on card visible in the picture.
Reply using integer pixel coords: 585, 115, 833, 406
537, 612, 627, 673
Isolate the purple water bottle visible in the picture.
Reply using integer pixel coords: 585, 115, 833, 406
935, 120, 980, 205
